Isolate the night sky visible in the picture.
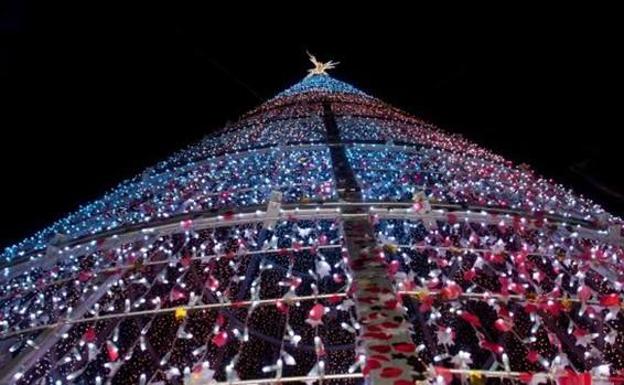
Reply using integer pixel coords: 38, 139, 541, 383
1, 5, 622, 249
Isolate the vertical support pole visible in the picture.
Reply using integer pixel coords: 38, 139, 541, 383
323, 99, 424, 383
344, 215, 425, 385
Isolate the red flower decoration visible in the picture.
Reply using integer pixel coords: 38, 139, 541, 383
440, 283, 462, 301
180, 255, 192, 268
106, 341, 119, 361
276, 299, 288, 314
460, 311, 482, 327
381, 321, 400, 329
366, 359, 382, 370
369, 345, 391, 353
384, 298, 400, 310
180, 219, 193, 231
480, 340, 504, 354
527, 350, 539, 363
524, 303, 538, 314
463, 268, 477, 281
388, 260, 400, 276
78, 270, 93, 282
212, 331, 228, 347
367, 324, 383, 332
434, 366, 454, 384
206, 276, 219, 291
577, 285, 592, 302
170, 287, 187, 301
494, 318, 513, 332
328, 294, 342, 305
84, 327, 97, 343
392, 342, 416, 353
380, 367, 403, 378
306, 303, 325, 326
600, 293, 620, 307
363, 332, 393, 340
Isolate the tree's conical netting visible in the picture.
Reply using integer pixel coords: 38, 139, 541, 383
1, 72, 623, 385
273, 74, 370, 98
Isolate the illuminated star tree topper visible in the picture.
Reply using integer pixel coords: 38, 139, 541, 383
306, 51, 339, 77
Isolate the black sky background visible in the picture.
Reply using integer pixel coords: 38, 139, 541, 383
1, 5, 623, 248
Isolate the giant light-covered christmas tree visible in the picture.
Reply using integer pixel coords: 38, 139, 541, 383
1, 55, 623, 385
